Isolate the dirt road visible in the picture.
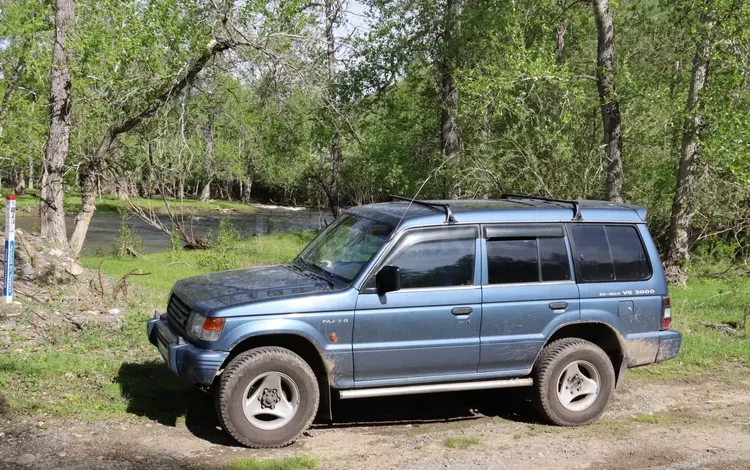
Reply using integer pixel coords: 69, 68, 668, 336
1, 371, 749, 470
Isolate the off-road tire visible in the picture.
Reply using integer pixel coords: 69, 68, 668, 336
531, 338, 615, 426
215, 347, 319, 448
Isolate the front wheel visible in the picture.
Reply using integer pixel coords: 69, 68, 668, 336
531, 338, 615, 426
215, 347, 320, 448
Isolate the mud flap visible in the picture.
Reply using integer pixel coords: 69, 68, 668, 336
616, 355, 628, 387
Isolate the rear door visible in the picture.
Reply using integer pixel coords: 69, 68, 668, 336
478, 224, 580, 373
353, 225, 482, 384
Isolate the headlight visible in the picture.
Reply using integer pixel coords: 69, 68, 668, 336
188, 312, 226, 341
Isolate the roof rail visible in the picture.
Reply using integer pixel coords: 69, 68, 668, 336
500, 193, 582, 221
390, 195, 457, 223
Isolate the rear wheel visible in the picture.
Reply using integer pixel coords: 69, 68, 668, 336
531, 338, 615, 426
216, 347, 319, 448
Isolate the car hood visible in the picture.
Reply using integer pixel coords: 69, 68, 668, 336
170, 264, 338, 313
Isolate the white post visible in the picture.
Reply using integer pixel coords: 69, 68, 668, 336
3, 195, 16, 304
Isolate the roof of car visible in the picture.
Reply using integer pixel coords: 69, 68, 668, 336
346, 198, 648, 228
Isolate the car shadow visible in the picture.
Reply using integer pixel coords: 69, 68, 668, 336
116, 362, 541, 446
116, 361, 238, 446
323, 387, 542, 429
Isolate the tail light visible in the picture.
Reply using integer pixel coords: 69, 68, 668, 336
661, 295, 672, 330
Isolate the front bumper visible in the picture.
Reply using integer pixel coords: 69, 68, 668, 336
655, 328, 682, 362
147, 315, 229, 385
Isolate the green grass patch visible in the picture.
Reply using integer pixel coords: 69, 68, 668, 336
633, 413, 660, 424
81, 231, 315, 295
633, 275, 750, 378
3, 189, 259, 216
443, 435, 480, 449
221, 456, 317, 470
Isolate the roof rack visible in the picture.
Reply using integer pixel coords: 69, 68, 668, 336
500, 193, 582, 221
390, 195, 457, 223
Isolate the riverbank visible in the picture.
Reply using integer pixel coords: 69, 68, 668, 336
2, 190, 261, 217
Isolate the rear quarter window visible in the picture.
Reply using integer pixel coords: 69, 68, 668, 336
569, 224, 651, 283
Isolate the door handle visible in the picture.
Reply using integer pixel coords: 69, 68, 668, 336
549, 301, 568, 310
452, 307, 473, 315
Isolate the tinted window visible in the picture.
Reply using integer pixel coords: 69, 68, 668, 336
389, 237, 475, 288
606, 225, 650, 280
570, 225, 615, 282
487, 239, 539, 284
570, 224, 651, 282
539, 237, 571, 281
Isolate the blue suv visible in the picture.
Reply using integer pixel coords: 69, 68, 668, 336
147, 195, 681, 448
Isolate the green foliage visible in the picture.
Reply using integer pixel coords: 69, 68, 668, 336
1, 0, 749, 259
111, 210, 143, 258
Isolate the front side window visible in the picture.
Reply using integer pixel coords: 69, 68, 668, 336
569, 224, 651, 282
393, 239, 475, 288
297, 214, 394, 283
486, 237, 571, 284
370, 227, 477, 289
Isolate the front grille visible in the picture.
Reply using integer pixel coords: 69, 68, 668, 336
167, 295, 191, 330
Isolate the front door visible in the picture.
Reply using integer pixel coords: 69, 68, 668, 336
353, 225, 482, 384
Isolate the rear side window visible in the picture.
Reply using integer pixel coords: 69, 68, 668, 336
486, 237, 571, 284
569, 224, 651, 282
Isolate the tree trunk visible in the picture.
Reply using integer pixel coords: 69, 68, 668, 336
325, 0, 341, 218
68, 133, 109, 257
440, 0, 461, 196
241, 161, 253, 203
40, 0, 75, 249
592, 0, 624, 203
199, 119, 214, 202
11, 165, 26, 195
27, 157, 34, 190
665, 11, 716, 285
555, 21, 567, 65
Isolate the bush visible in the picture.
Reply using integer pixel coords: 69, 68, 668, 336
197, 217, 244, 271
111, 211, 142, 258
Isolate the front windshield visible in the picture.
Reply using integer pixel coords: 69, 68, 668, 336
297, 214, 394, 283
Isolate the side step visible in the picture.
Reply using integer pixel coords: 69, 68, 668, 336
338, 377, 533, 400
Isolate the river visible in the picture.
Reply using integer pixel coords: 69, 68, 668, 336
15, 206, 328, 255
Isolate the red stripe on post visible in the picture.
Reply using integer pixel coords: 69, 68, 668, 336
6, 195, 16, 200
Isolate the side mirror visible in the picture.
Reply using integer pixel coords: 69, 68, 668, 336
376, 265, 401, 295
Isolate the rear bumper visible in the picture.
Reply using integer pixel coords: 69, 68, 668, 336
655, 329, 682, 363
625, 329, 682, 367
147, 315, 228, 386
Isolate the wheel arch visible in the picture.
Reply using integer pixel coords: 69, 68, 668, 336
220, 333, 333, 420
542, 322, 627, 386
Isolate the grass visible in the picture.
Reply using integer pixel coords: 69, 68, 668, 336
2, 189, 259, 217
0, 231, 314, 420
81, 231, 315, 295
221, 456, 317, 470
443, 435, 481, 449
633, 413, 660, 424
632, 274, 750, 378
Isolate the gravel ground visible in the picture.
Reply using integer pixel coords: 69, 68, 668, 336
1, 371, 749, 470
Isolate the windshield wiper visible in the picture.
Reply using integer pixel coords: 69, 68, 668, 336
295, 258, 335, 288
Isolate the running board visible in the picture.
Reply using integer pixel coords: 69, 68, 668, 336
338, 377, 533, 400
